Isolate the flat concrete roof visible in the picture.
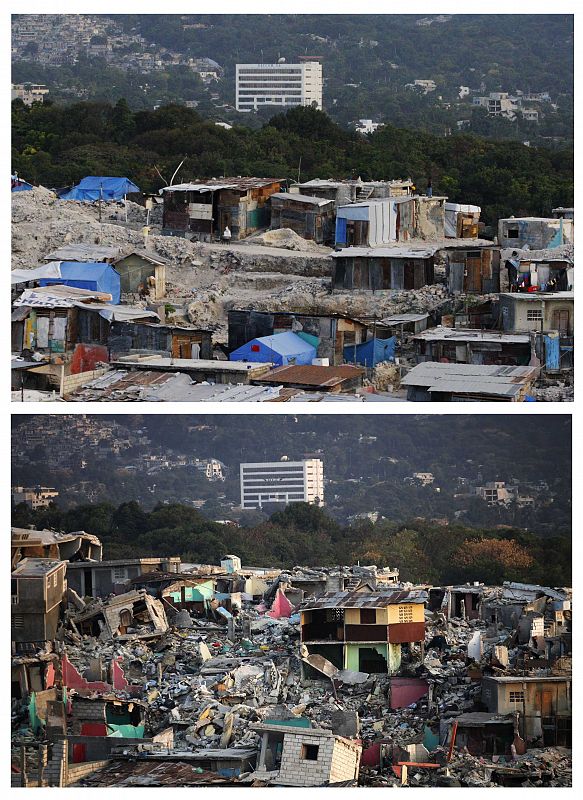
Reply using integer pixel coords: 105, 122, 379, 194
12, 558, 64, 577
114, 357, 273, 373
500, 292, 574, 301
413, 327, 530, 345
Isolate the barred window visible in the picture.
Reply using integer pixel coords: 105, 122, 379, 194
527, 309, 543, 321
509, 690, 524, 702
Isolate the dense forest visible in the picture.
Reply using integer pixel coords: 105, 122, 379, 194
11, 500, 571, 587
12, 14, 573, 142
11, 102, 573, 227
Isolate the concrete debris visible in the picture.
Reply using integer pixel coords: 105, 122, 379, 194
12, 561, 571, 787
251, 227, 330, 252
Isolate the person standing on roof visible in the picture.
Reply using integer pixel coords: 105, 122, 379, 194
426, 178, 433, 198
505, 250, 520, 292
222, 225, 232, 243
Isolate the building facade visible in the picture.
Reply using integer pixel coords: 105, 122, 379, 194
300, 590, 426, 676
236, 62, 322, 112
240, 458, 324, 509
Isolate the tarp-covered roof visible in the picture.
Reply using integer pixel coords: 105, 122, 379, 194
60, 176, 140, 201
13, 285, 113, 308
37, 261, 121, 304
11, 175, 33, 192
230, 331, 317, 367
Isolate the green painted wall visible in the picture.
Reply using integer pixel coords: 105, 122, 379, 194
345, 643, 389, 672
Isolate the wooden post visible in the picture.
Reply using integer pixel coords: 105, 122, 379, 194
447, 720, 458, 761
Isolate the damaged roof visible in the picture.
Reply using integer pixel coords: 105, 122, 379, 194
253, 364, 365, 389
162, 177, 282, 192
300, 589, 427, 610
77, 760, 233, 786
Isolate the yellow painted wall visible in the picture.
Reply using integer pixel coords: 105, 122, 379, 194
387, 603, 424, 624
345, 607, 389, 624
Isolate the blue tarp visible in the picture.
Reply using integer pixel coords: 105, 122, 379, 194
343, 336, 396, 368
230, 331, 317, 366
39, 262, 121, 304
12, 175, 33, 192
60, 176, 140, 201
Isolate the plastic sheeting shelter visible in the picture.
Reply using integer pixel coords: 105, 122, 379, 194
343, 336, 396, 368
230, 331, 317, 366
12, 175, 33, 192
60, 176, 140, 201
39, 262, 121, 304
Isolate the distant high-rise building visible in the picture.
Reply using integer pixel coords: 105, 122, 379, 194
240, 458, 324, 509
235, 61, 322, 112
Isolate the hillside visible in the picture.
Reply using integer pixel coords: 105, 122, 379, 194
11, 414, 572, 536
12, 14, 573, 144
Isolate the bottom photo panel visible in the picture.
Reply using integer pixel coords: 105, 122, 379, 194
11, 412, 572, 788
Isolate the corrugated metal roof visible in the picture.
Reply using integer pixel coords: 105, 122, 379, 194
162, 177, 282, 192
254, 364, 365, 388
70, 370, 284, 402
44, 243, 122, 262
301, 589, 427, 610
401, 363, 537, 394
270, 193, 333, 207
379, 313, 429, 325
78, 760, 234, 786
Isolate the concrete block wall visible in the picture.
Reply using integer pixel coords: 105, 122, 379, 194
329, 738, 361, 783
45, 739, 68, 787
278, 734, 335, 786
62, 368, 108, 397
67, 760, 111, 785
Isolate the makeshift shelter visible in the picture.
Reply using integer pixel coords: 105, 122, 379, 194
60, 176, 140, 202
230, 331, 317, 366
38, 262, 121, 304
344, 336, 396, 368
12, 175, 33, 192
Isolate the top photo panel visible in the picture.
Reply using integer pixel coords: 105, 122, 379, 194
11, 13, 574, 403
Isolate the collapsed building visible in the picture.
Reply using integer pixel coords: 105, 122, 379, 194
10, 544, 572, 787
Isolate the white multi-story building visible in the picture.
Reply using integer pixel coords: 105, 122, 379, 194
240, 458, 324, 509
235, 61, 322, 112
11, 83, 49, 106
12, 486, 59, 509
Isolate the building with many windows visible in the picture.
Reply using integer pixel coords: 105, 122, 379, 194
235, 61, 322, 112
240, 458, 324, 509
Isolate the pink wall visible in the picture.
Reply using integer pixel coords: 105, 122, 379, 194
390, 677, 429, 709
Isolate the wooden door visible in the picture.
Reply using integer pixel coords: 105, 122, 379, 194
552, 309, 569, 334
466, 255, 483, 292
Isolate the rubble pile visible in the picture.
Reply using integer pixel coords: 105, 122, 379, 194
250, 228, 330, 253
11, 562, 572, 788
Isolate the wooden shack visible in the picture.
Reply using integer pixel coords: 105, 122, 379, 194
161, 177, 282, 241
269, 193, 335, 244
332, 247, 435, 291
